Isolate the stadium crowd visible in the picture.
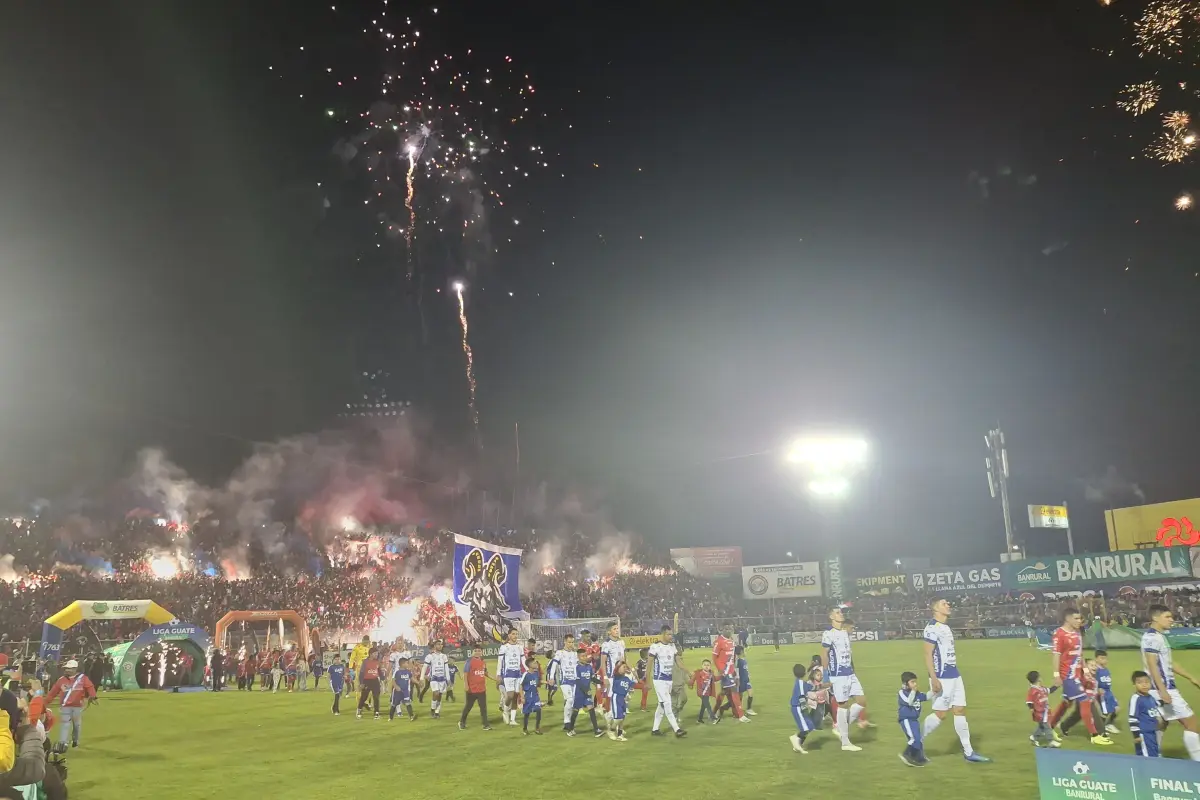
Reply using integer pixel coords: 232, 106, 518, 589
3, 515, 1200, 648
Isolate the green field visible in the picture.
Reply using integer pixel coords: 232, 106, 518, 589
63, 640, 1200, 799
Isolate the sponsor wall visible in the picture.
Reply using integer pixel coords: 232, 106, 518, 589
853, 573, 908, 595
741, 562, 823, 599
910, 564, 1003, 593
669, 546, 743, 580
1002, 547, 1192, 590
1105, 497, 1200, 551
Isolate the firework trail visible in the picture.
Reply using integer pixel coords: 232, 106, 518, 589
454, 281, 480, 444
288, 4, 547, 434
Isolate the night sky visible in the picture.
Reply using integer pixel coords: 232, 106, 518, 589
2, 1, 1198, 573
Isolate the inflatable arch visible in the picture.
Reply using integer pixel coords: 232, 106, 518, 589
39, 600, 175, 662
214, 610, 310, 655
105, 619, 212, 689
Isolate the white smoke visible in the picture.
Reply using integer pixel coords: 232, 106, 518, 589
134, 449, 207, 524
0, 554, 21, 582
519, 537, 563, 594
1083, 466, 1146, 505
585, 532, 634, 578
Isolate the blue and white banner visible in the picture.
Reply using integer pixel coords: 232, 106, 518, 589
452, 533, 528, 643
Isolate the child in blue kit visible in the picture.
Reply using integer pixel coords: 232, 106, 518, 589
789, 663, 817, 754
898, 671, 928, 767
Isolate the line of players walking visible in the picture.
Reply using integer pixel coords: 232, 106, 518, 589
319, 622, 756, 740
303, 598, 1200, 764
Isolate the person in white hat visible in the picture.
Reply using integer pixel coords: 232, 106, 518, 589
45, 659, 96, 748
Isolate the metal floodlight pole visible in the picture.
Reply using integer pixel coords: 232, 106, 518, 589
985, 427, 1016, 557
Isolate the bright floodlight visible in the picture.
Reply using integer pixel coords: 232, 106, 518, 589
786, 435, 869, 474
807, 477, 850, 498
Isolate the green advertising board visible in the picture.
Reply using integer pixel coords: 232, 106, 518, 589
1003, 547, 1192, 590
1035, 745, 1200, 799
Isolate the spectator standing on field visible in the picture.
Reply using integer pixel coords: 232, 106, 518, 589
45, 659, 96, 749
296, 651, 310, 691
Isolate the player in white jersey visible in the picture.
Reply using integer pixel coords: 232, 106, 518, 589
820, 607, 865, 751
921, 598, 991, 762
550, 633, 579, 730
647, 626, 688, 738
1143, 604, 1200, 760
600, 621, 625, 719
497, 628, 525, 726
422, 640, 451, 719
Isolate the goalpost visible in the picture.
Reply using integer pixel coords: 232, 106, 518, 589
529, 617, 620, 650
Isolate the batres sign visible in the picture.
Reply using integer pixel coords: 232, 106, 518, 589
741, 562, 823, 599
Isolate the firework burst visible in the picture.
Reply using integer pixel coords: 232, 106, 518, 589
1177, 192, 1194, 209
1118, 81, 1162, 115
284, 3, 549, 437
1135, 0, 1200, 63
1108, 2, 1200, 170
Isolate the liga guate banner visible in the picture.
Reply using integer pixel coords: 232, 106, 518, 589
452, 534, 529, 643
741, 562, 823, 599
1002, 547, 1192, 590
1034, 745, 1200, 799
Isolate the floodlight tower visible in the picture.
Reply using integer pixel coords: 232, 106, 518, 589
984, 427, 1016, 558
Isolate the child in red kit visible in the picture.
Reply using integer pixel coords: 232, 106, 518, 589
689, 659, 718, 724
1025, 670, 1060, 748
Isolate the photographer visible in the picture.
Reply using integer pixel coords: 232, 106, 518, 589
0, 705, 67, 800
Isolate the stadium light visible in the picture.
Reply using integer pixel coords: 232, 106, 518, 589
807, 477, 850, 498
785, 435, 869, 475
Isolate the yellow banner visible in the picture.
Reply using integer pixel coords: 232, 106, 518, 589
621, 635, 661, 649
1107, 498, 1200, 551
1033, 505, 1068, 518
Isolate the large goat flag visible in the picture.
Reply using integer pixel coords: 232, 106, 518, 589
453, 533, 528, 642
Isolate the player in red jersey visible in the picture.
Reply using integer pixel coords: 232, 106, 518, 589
1048, 608, 1111, 746
712, 624, 745, 722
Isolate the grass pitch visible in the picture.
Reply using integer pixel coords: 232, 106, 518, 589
64, 641, 1199, 799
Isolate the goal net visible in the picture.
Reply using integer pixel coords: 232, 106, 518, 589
529, 617, 620, 651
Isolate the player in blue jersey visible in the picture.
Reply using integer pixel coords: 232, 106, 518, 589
1129, 671, 1163, 757
327, 654, 346, 716
608, 662, 635, 741
422, 640, 451, 719
1093, 651, 1119, 734
520, 657, 543, 735
567, 647, 603, 737
542, 649, 559, 707
390, 657, 416, 721
821, 607, 866, 752
1142, 604, 1200, 760
735, 646, 756, 716
789, 663, 817, 754
498, 628, 525, 727
446, 657, 458, 704
550, 634, 579, 731
898, 671, 928, 767
922, 598, 991, 763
